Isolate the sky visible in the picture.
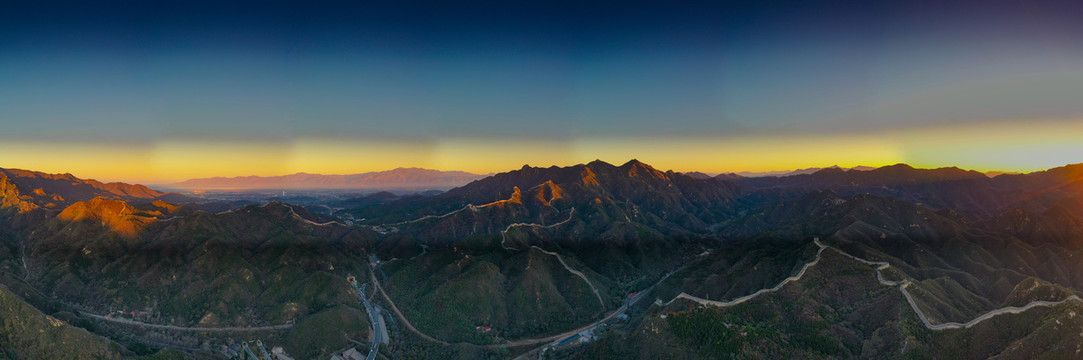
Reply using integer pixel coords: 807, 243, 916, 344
2, 0, 1083, 183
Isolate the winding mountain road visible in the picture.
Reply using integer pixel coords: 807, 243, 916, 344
367, 253, 677, 350
368, 267, 450, 345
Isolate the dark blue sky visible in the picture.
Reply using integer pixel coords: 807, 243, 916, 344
2, 0, 1083, 179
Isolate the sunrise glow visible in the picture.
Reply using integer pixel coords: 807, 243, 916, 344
0, 118, 1079, 183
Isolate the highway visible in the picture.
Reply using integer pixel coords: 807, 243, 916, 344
367, 251, 685, 352
368, 266, 449, 345
507, 267, 685, 360
348, 276, 389, 360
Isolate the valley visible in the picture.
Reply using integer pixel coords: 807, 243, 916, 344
3, 161, 1083, 359
9, 1, 1083, 358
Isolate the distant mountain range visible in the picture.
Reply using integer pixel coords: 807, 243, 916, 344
727, 165, 1013, 178
168, 167, 487, 190
166, 165, 1018, 190
5, 160, 1083, 359
726, 165, 876, 178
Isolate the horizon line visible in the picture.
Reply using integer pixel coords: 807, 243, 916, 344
2, 160, 1070, 188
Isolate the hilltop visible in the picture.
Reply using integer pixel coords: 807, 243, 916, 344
0, 168, 193, 215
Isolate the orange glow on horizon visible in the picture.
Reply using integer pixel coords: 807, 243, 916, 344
0, 119, 1080, 184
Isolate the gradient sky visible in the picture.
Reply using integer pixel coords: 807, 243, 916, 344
2, 0, 1083, 183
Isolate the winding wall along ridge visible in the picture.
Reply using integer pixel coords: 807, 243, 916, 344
500, 208, 576, 250
660, 238, 1083, 331
529, 244, 605, 307
657, 240, 827, 307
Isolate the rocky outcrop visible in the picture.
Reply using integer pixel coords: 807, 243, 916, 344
0, 167, 190, 210
56, 197, 156, 237
0, 173, 38, 213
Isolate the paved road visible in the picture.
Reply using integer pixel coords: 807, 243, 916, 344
87, 314, 293, 332
508, 268, 685, 360
366, 305, 390, 360
349, 276, 390, 360
361, 300, 388, 360
369, 268, 450, 345
368, 257, 675, 350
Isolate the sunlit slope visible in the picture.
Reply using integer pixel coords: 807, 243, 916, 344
0, 284, 125, 360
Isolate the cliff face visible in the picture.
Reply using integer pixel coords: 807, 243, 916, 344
0, 168, 186, 210
0, 173, 38, 213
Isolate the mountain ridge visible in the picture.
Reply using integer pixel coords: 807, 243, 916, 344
355, 159, 744, 242
0, 168, 194, 217
6, 160, 1083, 359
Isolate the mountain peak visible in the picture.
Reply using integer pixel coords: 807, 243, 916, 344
620, 160, 667, 179
586, 159, 613, 168
57, 197, 152, 237
880, 163, 916, 170
811, 166, 846, 175
530, 180, 565, 206
684, 171, 714, 180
